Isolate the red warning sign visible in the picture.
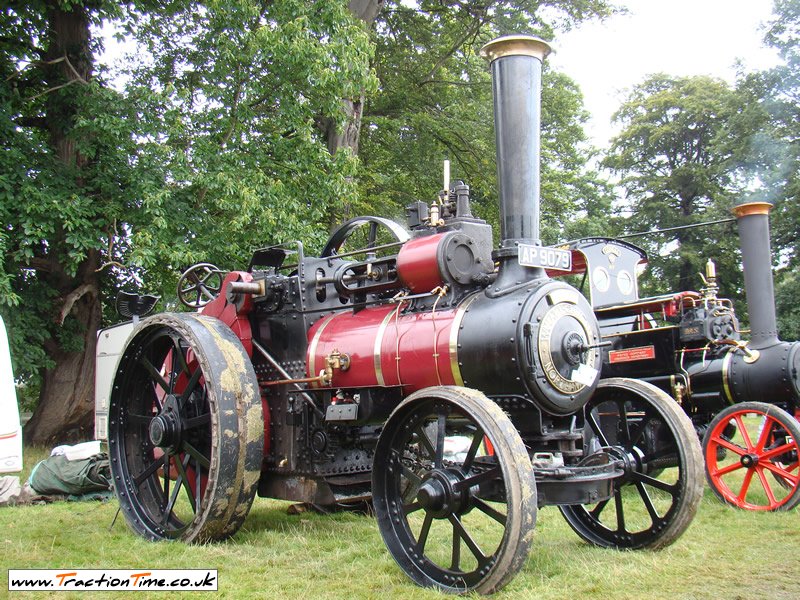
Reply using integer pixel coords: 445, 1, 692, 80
608, 345, 656, 364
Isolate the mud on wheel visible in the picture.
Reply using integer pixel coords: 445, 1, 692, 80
372, 386, 536, 595
560, 378, 704, 549
108, 313, 263, 542
703, 401, 800, 511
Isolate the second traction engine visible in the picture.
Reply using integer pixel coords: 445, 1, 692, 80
105, 35, 704, 595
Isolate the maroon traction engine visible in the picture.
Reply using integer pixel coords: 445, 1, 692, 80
106, 36, 703, 594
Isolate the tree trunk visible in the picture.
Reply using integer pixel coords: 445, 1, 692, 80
23, 1, 100, 445
321, 0, 384, 157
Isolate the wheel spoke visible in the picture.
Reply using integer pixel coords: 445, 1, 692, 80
450, 521, 461, 572
182, 440, 210, 470
128, 412, 152, 427
755, 418, 775, 453
711, 461, 745, 477
453, 465, 501, 492
617, 401, 632, 445
589, 497, 610, 519
635, 481, 661, 523
413, 425, 436, 460
403, 501, 422, 515
626, 411, 652, 449
368, 221, 378, 247
760, 460, 800, 485
756, 466, 778, 506
711, 435, 746, 456
163, 470, 184, 525
183, 412, 210, 430
195, 460, 202, 512
162, 453, 171, 514
173, 454, 196, 513
630, 471, 678, 495
133, 455, 163, 487
462, 430, 483, 471
613, 490, 626, 533
760, 441, 797, 462
737, 467, 756, 503
435, 412, 446, 468
139, 356, 170, 396
473, 497, 507, 525
417, 511, 433, 554
449, 514, 488, 566
734, 415, 754, 450
586, 411, 611, 447
171, 337, 191, 375
180, 367, 203, 403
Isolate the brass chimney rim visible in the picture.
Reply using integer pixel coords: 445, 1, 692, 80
732, 201, 773, 218
480, 35, 553, 63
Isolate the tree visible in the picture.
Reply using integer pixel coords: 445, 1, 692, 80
0, 0, 374, 443
1, 0, 128, 442
760, 0, 800, 339
354, 0, 618, 240
602, 74, 758, 297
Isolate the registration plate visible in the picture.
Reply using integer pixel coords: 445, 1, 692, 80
518, 244, 572, 271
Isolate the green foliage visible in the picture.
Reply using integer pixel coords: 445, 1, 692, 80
0, 1, 375, 387
603, 74, 763, 298
117, 0, 376, 297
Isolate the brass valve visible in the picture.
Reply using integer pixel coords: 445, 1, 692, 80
321, 349, 351, 386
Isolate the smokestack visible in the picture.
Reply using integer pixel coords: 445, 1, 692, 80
732, 201, 779, 349
480, 35, 552, 249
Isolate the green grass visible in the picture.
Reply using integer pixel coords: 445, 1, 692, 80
2, 446, 799, 599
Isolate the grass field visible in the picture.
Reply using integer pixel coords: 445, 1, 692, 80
2, 446, 799, 600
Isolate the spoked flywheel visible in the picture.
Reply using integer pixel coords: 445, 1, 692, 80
372, 386, 536, 594
108, 313, 263, 542
320, 216, 409, 258
560, 378, 704, 549
703, 401, 800, 511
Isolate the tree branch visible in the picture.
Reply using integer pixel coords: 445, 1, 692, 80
58, 283, 97, 325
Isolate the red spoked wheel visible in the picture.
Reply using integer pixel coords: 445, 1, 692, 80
703, 402, 800, 511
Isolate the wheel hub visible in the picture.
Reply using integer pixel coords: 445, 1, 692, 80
416, 470, 469, 518
607, 446, 646, 481
149, 394, 182, 450
740, 453, 759, 468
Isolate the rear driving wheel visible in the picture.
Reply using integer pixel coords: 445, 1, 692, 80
560, 378, 704, 549
372, 386, 536, 594
108, 313, 263, 542
703, 401, 800, 511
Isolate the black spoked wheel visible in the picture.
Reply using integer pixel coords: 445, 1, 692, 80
560, 378, 703, 549
372, 386, 536, 594
108, 313, 263, 542
703, 401, 800, 511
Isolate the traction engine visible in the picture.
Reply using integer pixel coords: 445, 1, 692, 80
562, 203, 800, 511
104, 36, 703, 594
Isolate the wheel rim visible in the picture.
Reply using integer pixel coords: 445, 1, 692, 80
560, 380, 702, 549
704, 403, 800, 511
109, 314, 263, 542
373, 388, 535, 594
